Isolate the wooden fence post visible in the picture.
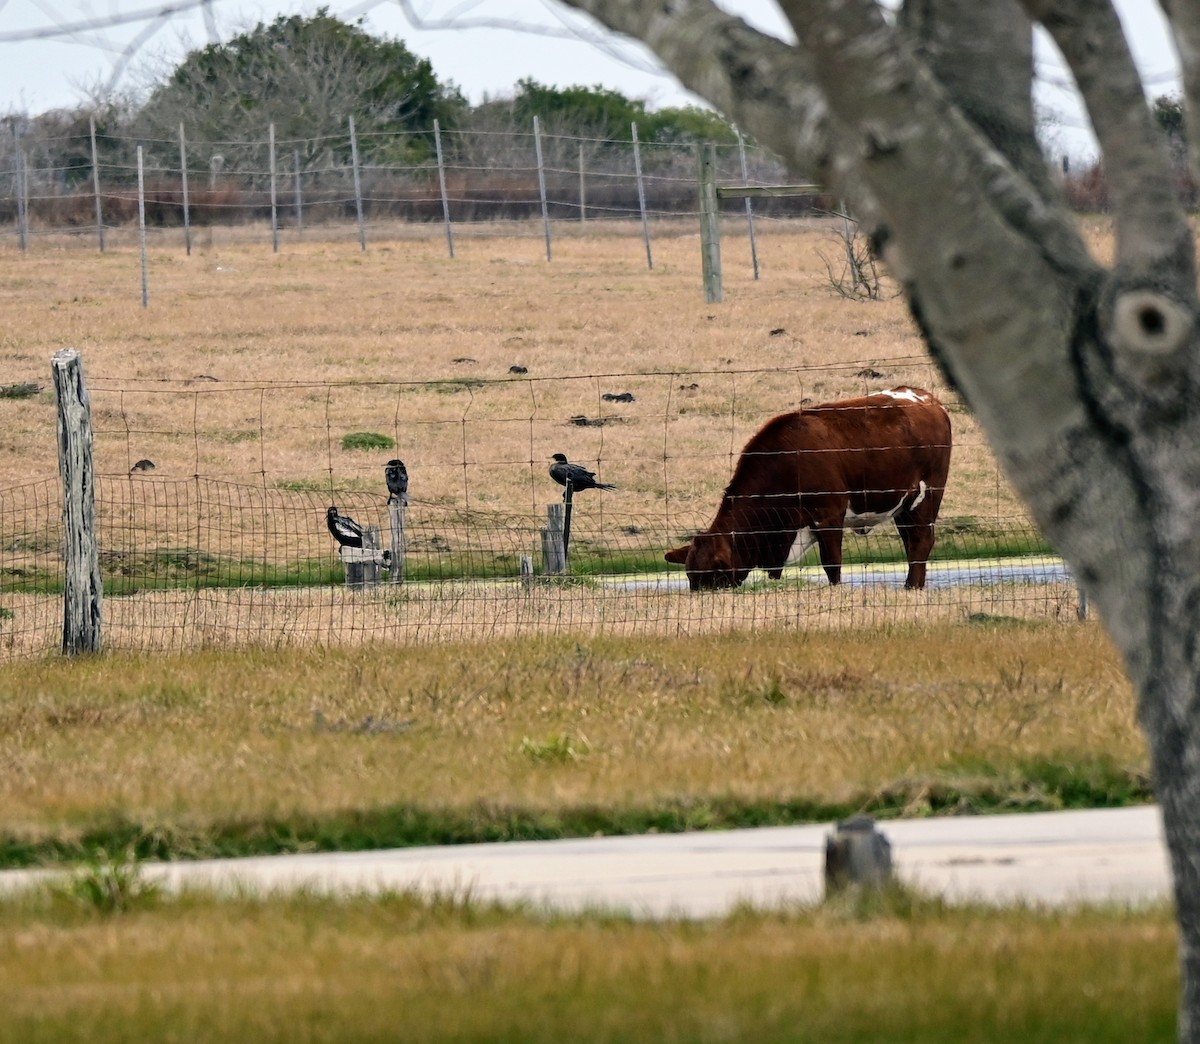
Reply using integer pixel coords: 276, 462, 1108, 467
52, 349, 103, 655
697, 143, 723, 303
561, 480, 574, 567
824, 816, 893, 897
389, 498, 407, 584
542, 503, 566, 574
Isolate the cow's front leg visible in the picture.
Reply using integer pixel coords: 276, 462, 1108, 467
813, 523, 845, 585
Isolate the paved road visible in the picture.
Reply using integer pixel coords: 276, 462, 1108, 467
0, 806, 1170, 918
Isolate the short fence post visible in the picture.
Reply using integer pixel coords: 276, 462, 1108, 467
1078, 587, 1089, 621
340, 524, 383, 590
697, 143, 723, 303
520, 553, 534, 588
542, 503, 566, 574
389, 497, 407, 584
52, 349, 103, 655
824, 816, 893, 897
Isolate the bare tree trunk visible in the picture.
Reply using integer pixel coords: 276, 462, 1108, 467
558, 1, 1200, 1037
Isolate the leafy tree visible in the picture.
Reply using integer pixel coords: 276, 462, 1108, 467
502, 78, 738, 145
559, 1, 1200, 1037
135, 10, 465, 171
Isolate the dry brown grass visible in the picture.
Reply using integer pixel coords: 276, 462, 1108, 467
0, 890, 1176, 1044
1, 216, 1018, 520
0, 620, 1142, 837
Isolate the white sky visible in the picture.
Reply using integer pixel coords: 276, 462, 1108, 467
0, 0, 1182, 162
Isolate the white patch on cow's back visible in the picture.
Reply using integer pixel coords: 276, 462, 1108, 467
880, 387, 927, 403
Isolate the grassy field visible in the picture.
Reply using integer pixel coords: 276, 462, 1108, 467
0, 616, 1168, 1042
0, 619, 1146, 865
0, 888, 1176, 1044
0, 217, 1174, 1041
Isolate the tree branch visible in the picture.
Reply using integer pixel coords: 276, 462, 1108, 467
1160, 0, 1200, 187
1022, 0, 1195, 294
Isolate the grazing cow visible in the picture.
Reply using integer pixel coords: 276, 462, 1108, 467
665, 387, 952, 590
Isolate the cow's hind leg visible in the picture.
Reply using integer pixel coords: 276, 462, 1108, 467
895, 507, 939, 590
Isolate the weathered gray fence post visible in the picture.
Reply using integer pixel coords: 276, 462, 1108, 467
52, 349, 102, 654
542, 503, 566, 574
389, 498, 407, 585
824, 816, 893, 897
697, 143, 723, 303
520, 553, 534, 589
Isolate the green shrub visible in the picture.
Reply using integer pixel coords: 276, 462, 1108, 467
341, 431, 395, 451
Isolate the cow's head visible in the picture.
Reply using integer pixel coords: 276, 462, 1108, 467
665, 532, 741, 590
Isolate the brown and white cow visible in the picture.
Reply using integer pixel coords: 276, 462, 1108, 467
665, 387, 952, 590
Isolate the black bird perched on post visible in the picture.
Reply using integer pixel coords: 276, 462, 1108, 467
549, 453, 616, 493
326, 505, 365, 549
385, 459, 409, 505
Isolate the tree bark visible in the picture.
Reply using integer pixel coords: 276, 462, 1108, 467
557, 0, 1200, 1037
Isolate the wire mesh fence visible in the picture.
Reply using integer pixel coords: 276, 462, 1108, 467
0, 362, 1080, 661
0, 120, 825, 254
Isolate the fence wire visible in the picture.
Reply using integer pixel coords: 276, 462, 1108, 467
0, 364, 1080, 660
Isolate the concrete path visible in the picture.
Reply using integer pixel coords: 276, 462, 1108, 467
0, 805, 1171, 918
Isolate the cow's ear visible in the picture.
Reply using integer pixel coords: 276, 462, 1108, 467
664, 544, 690, 565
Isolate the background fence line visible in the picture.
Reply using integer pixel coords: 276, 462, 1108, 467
0, 119, 830, 255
